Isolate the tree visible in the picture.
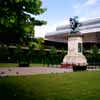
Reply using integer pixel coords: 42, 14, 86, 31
0, 0, 47, 66
49, 47, 58, 66
0, 0, 46, 43
33, 37, 44, 50
30, 37, 45, 65
60, 48, 66, 64
90, 45, 99, 65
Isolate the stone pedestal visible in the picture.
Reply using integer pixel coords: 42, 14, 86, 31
63, 32, 87, 66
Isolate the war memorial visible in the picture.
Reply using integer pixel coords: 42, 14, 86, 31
45, 17, 100, 68
62, 16, 87, 70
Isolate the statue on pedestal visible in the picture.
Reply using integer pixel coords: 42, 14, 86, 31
70, 16, 81, 33
62, 16, 87, 71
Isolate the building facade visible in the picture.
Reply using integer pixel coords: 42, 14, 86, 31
45, 18, 100, 50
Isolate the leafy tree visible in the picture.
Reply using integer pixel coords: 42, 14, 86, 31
49, 47, 58, 66
30, 37, 45, 65
60, 48, 66, 63
0, 0, 46, 44
90, 45, 100, 65
33, 37, 44, 50
0, 0, 47, 66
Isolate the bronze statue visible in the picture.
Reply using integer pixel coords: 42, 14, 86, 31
69, 16, 81, 33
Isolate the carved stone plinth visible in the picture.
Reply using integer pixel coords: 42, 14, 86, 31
63, 32, 87, 66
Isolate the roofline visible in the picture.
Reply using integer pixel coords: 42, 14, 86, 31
56, 17, 100, 30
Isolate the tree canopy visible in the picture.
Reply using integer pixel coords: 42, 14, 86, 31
0, 0, 47, 44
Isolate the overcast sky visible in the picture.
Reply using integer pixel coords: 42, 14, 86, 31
34, 0, 100, 38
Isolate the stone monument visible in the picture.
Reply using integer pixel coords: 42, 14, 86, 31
62, 16, 87, 70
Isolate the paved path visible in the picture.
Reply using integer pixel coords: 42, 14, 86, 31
87, 69, 100, 71
0, 67, 73, 76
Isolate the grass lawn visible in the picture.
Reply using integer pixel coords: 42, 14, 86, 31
0, 63, 18, 67
0, 71, 100, 100
0, 63, 46, 67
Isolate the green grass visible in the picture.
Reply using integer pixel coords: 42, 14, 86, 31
0, 63, 46, 67
30, 63, 46, 67
0, 63, 18, 67
0, 71, 100, 100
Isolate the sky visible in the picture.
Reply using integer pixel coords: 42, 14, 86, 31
34, 0, 100, 38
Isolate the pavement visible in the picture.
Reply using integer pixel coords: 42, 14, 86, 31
0, 67, 73, 76
87, 69, 100, 71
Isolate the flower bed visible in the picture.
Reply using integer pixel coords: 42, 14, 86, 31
61, 64, 87, 71
60, 64, 72, 68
